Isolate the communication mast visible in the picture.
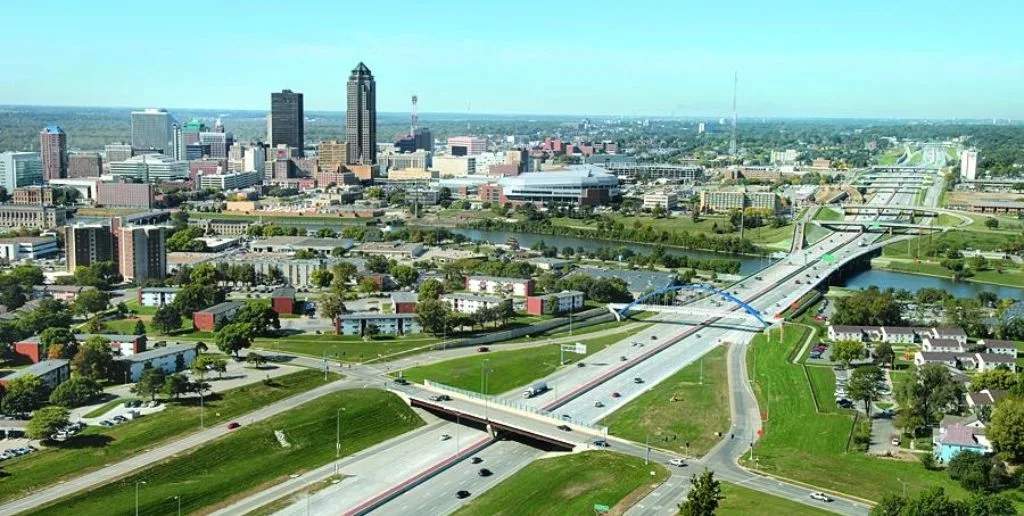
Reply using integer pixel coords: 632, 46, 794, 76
729, 71, 738, 156
410, 95, 418, 136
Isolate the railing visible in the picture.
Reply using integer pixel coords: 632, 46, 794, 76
424, 380, 608, 433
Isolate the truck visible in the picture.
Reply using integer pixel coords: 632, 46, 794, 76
522, 382, 548, 398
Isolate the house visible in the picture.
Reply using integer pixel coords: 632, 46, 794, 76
30, 285, 98, 302
335, 313, 422, 336
390, 292, 418, 314
12, 333, 147, 363
880, 326, 916, 344
442, 293, 505, 314
966, 389, 1008, 409
12, 339, 42, 363
526, 257, 572, 271
0, 360, 71, 388
116, 344, 198, 382
977, 339, 1018, 356
350, 241, 424, 259
827, 325, 869, 342
192, 301, 244, 331
975, 353, 1017, 372
270, 287, 296, 315
465, 275, 534, 297
138, 287, 180, 307
932, 327, 968, 345
922, 337, 966, 353
936, 423, 991, 462
914, 351, 976, 370
525, 290, 585, 315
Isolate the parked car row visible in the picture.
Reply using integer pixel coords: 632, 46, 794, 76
0, 447, 35, 460
124, 400, 161, 409
98, 414, 131, 427
51, 421, 86, 441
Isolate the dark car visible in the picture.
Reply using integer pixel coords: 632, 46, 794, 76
650, 335, 658, 340
557, 424, 572, 432
478, 468, 492, 477
477, 347, 489, 353
471, 457, 483, 464
394, 377, 409, 385
592, 439, 610, 447
456, 490, 471, 499
227, 422, 240, 430
576, 362, 585, 368
611, 392, 621, 398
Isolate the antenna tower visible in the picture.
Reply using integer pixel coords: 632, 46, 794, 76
410, 95, 418, 136
729, 71, 738, 156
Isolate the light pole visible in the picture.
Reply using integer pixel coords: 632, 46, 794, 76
897, 477, 907, 497
172, 495, 181, 516
134, 480, 147, 516
481, 359, 490, 420
336, 407, 346, 458
200, 387, 205, 429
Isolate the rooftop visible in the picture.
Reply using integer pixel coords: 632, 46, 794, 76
116, 344, 196, 363
339, 312, 416, 321
940, 424, 986, 448
390, 292, 418, 303
2, 360, 69, 381
197, 301, 243, 315
443, 292, 505, 303
271, 287, 296, 298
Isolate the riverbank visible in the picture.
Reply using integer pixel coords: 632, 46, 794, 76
870, 257, 1024, 289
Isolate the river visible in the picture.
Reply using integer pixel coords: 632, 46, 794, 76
841, 268, 1024, 299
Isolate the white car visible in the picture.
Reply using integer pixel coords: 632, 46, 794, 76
668, 458, 687, 467
810, 492, 833, 502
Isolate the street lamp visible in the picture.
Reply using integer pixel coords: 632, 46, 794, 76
336, 407, 346, 458
172, 495, 181, 516
134, 480, 147, 516
481, 359, 491, 420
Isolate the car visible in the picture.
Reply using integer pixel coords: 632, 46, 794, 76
619, 356, 628, 362
478, 468, 492, 477
611, 392, 621, 398
669, 458, 687, 467
810, 492, 833, 502
227, 422, 241, 430
576, 362, 586, 368
650, 335, 658, 340
557, 424, 572, 432
561, 414, 572, 421
99, 420, 113, 427
891, 437, 901, 446
594, 401, 604, 408
633, 377, 644, 384
477, 346, 489, 353
471, 457, 483, 464
456, 490, 471, 499
441, 434, 451, 441
696, 333, 702, 338
394, 378, 409, 385
592, 439, 610, 447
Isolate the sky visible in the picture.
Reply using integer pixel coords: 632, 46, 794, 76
3, 0, 1023, 119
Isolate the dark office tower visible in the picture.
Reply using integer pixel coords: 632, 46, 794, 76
346, 62, 377, 165
271, 90, 304, 157
39, 125, 68, 180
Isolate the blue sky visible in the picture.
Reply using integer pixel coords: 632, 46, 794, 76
3, 0, 1023, 119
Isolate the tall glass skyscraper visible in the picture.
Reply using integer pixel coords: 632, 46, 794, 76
346, 63, 377, 165
270, 90, 304, 157
131, 108, 174, 154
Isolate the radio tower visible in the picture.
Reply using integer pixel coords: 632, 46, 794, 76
410, 95, 418, 136
729, 71, 738, 156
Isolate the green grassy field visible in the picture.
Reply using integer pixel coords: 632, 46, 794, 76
398, 326, 650, 394
0, 370, 337, 502
99, 315, 194, 336
549, 213, 794, 246
30, 390, 422, 516
257, 334, 440, 362
814, 207, 844, 222
718, 482, 829, 515
746, 325, 966, 502
601, 346, 729, 456
882, 231, 1020, 258
454, 452, 668, 516
80, 397, 131, 419
876, 258, 1024, 288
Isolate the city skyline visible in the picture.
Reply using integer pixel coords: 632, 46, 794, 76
2, 1, 1023, 119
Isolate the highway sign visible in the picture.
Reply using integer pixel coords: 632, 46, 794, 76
574, 343, 587, 354
822, 253, 835, 263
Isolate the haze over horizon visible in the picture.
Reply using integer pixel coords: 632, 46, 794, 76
3, 0, 1023, 120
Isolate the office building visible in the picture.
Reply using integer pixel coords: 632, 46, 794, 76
186, 143, 211, 160
242, 144, 266, 175
118, 225, 166, 283
382, 151, 430, 171
346, 63, 376, 165
395, 128, 433, 153
65, 224, 114, 271
199, 131, 231, 159
104, 143, 133, 164
196, 171, 262, 191
643, 192, 678, 211
317, 140, 348, 174
748, 192, 781, 212
183, 119, 206, 146
271, 90, 304, 156
0, 205, 63, 229
68, 153, 103, 178
433, 155, 476, 177
131, 108, 174, 154
961, 150, 978, 181
171, 122, 184, 160
13, 186, 54, 205
96, 181, 154, 209
448, 136, 486, 156
0, 152, 44, 192
108, 154, 189, 183
39, 125, 67, 180
770, 149, 798, 164
700, 190, 746, 212
0, 236, 59, 261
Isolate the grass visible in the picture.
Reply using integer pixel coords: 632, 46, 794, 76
718, 482, 829, 515
257, 334, 441, 362
882, 231, 1020, 259
398, 326, 650, 394
876, 258, 1024, 288
98, 315, 193, 337
29, 390, 422, 516
745, 325, 967, 502
81, 397, 132, 419
601, 346, 729, 456
548, 213, 794, 246
814, 207, 843, 222
0, 369, 338, 502
454, 451, 668, 516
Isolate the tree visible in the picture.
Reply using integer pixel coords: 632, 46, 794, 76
161, 373, 191, 400
678, 469, 722, 516
26, 406, 70, 441
133, 319, 147, 335
39, 327, 77, 358
365, 255, 390, 274
874, 342, 896, 369
151, 304, 183, 334
984, 218, 1000, 229
416, 299, 451, 336
215, 322, 253, 357
988, 397, 1024, 462
358, 276, 380, 294
895, 363, 965, 430
947, 451, 1013, 493
967, 494, 1017, 516
245, 352, 267, 369
418, 279, 444, 300
131, 368, 167, 401
71, 336, 116, 381
970, 369, 1018, 392
1, 375, 48, 415
318, 291, 346, 329
172, 283, 221, 316
310, 268, 333, 288
848, 365, 886, 416
391, 265, 419, 289
364, 323, 380, 338
832, 287, 903, 326
234, 301, 280, 337
831, 340, 865, 369
48, 377, 102, 408
331, 262, 358, 286
190, 354, 227, 380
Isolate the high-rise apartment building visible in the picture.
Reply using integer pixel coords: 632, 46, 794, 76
171, 123, 184, 161
271, 90, 304, 156
39, 125, 67, 180
118, 225, 167, 283
960, 150, 978, 181
131, 108, 174, 154
346, 63, 376, 165
0, 152, 44, 192
68, 153, 103, 178
65, 225, 115, 272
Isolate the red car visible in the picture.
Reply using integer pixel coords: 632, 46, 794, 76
611, 392, 621, 398
477, 347, 489, 353
227, 422, 241, 430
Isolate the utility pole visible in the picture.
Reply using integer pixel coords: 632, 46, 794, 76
700, 359, 704, 385
645, 433, 650, 465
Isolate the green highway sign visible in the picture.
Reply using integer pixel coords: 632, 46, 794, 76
822, 253, 835, 263
594, 504, 610, 512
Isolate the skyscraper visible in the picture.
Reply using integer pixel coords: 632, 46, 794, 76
65, 225, 115, 272
960, 150, 978, 181
346, 62, 377, 165
39, 125, 68, 180
270, 90, 304, 157
118, 225, 167, 283
0, 152, 44, 192
131, 108, 174, 154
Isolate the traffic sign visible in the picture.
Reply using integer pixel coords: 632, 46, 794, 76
822, 253, 835, 263
574, 343, 587, 354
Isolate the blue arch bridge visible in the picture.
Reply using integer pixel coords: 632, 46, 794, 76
607, 283, 774, 327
